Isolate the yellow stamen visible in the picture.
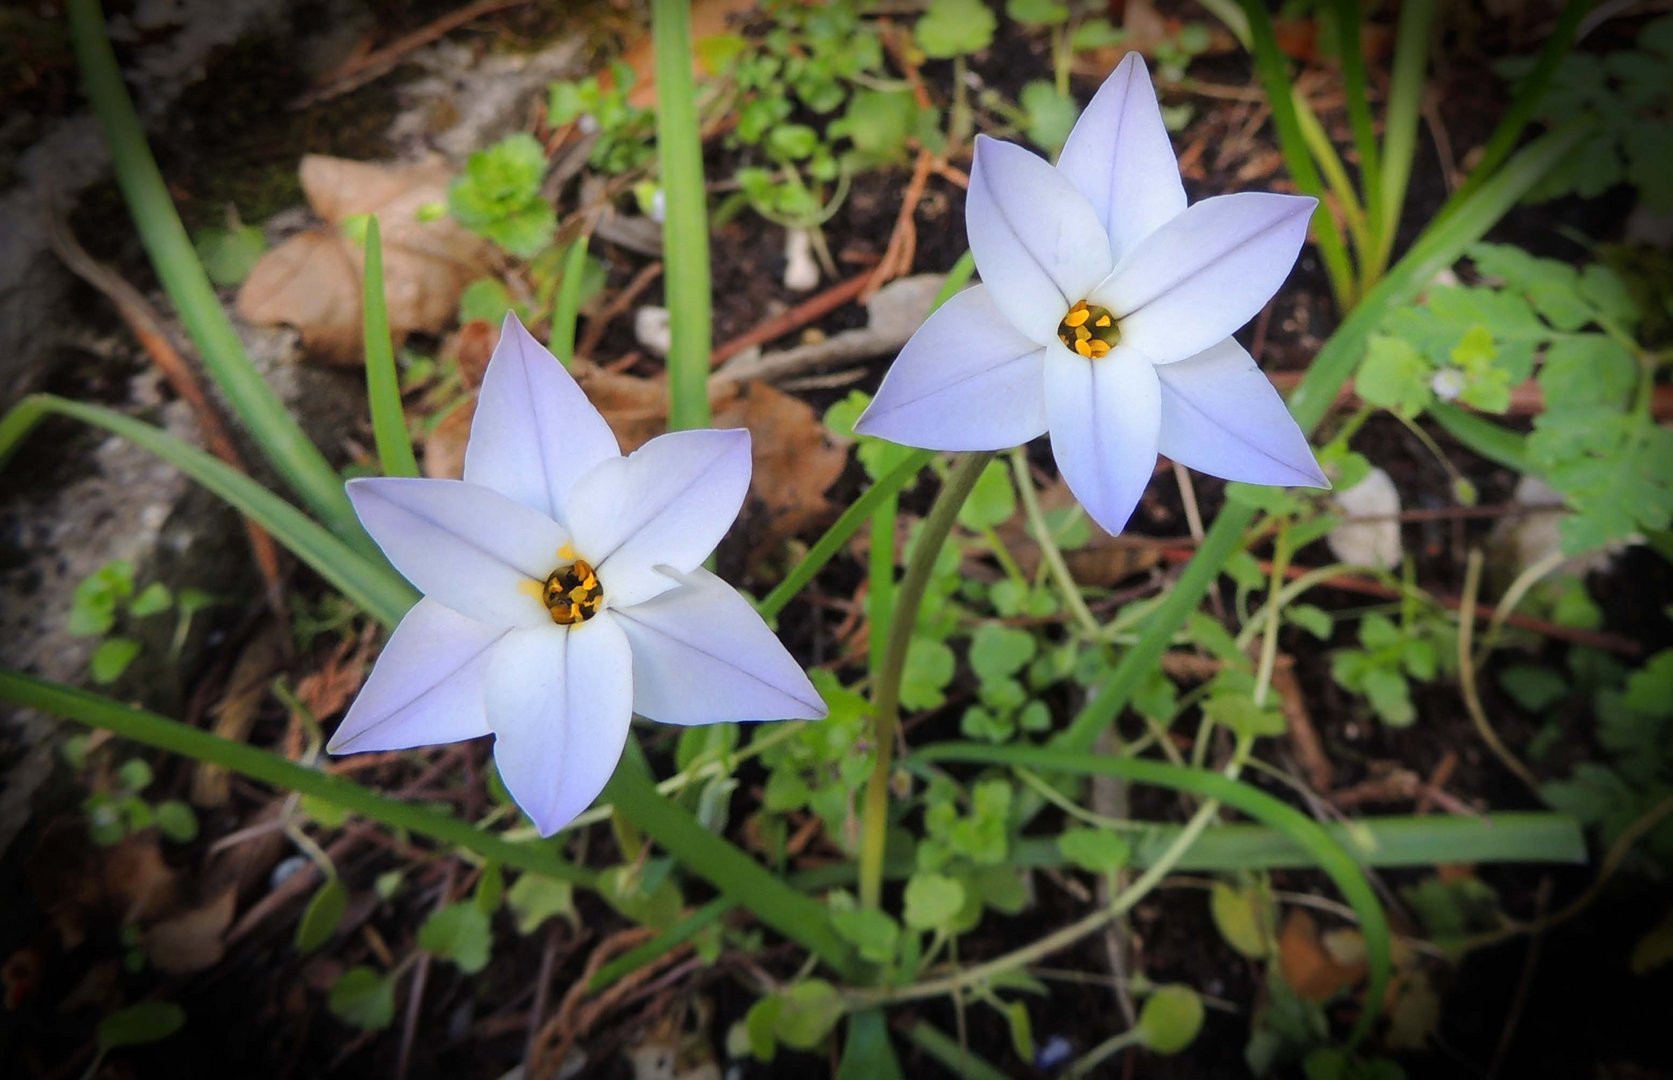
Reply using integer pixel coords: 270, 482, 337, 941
541, 558, 604, 625
1056, 299, 1121, 358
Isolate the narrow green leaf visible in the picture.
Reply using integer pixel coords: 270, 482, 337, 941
1, 395, 415, 628
67, 0, 365, 545
0, 671, 594, 888
603, 757, 859, 977
918, 743, 1394, 1044
97, 1001, 186, 1050
361, 217, 419, 479
296, 877, 348, 953
549, 233, 589, 366
652, 0, 712, 430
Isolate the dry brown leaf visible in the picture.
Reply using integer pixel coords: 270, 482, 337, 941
714, 382, 846, 565
1277, 909, 1366, 1003
237, 155, 490, 365
143, 887, 236, 975
996, 477, 1163, 587
425, 399, 475, 480
294, 630, 372, 724
103, 837, 179, 923
194, 625, 288, 807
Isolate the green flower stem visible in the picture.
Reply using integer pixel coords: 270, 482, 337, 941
858, 451, 994, 909
1009, 447, 1099, 637
362, 218, 419, 479
0, 670, 593, 886
1065, 1029, 1144, 1079
651, 0, 712, 431
66, 0, 366, 548
758, 449, 936, 621
868, 491, 897, 679
1458, 550, 1540, 794
903, 1020, 1012, 1080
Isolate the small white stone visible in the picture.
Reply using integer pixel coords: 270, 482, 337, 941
782, 227, 819, 292
633, 306, 673, 356
1430, 367, 1465, 401
1327, 465, 1403, 569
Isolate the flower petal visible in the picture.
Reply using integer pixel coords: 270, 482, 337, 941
1092, 193, 1316, 364
348, 477, 566, 627
1057, 53, 1187, 262
1044, 345, 1161, 535
854, 285, 1048, 451
464, 313, 622, 525
484, 616, 633, 836
1157, 339, 1329, 488
568, 428, 752, 607
967, 135, 1114, 346
328, 599, 502, 753
614, 567, 827, 725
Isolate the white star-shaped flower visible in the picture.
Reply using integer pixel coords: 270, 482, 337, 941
855, 55, 1328, 534
330, 314, 826, 835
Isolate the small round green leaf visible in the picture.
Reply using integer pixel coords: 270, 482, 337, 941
1138, 985, 1204, 1054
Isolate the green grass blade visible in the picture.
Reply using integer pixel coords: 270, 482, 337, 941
652, 0, 712, 431
1429, 403, 1528, 472
1330, 0, 1383, 229
550, 233, 589, 366
66, 0, 365, 546
361, 217, 419, 479
918, 743, 1392, 1043
1239, 0, 1359, 308
1376, 0, 1436, 268
1059, 125, 1585, 755
603, 757, 860, 978
0, 670, 591, 885
904, 1020, 1028, 1080
1430, 0, 1588, 233
5, 394, 416, 627
586, 896, 732, 993
759, 449, 936, 620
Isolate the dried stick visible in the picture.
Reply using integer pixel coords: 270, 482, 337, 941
46, 211, 289, 620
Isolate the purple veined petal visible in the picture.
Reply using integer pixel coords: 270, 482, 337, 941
464, 313, 622, 527
484, 615, 633, 837
1057, 52, 1187, 263
1091, 193, 1317, 364
614, 566, 827, 725
1157, 339, 1328, 488
854, 285, 1049, 451
568, 428, 752, 608
347, 477, 567, 628
967, 135, 1115, 346
328, 598, 503, 753
1044, 344, 1162, 535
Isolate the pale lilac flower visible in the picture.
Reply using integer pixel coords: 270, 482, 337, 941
855, 55, 1327, 534
330, 314, 825, 835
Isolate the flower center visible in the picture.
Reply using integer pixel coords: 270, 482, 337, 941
541, 559, 604, 625
1057, 300, 1120, 359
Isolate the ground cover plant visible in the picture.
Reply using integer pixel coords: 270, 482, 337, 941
1, 0, 1669, 1077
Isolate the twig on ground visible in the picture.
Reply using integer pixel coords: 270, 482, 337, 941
294, 0, 534, 106
863, 149, 935, 299
46, 212, 290, 622
576, 260, 662, 359
710, 268, 873, 366
1273, 655, 1334, 793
